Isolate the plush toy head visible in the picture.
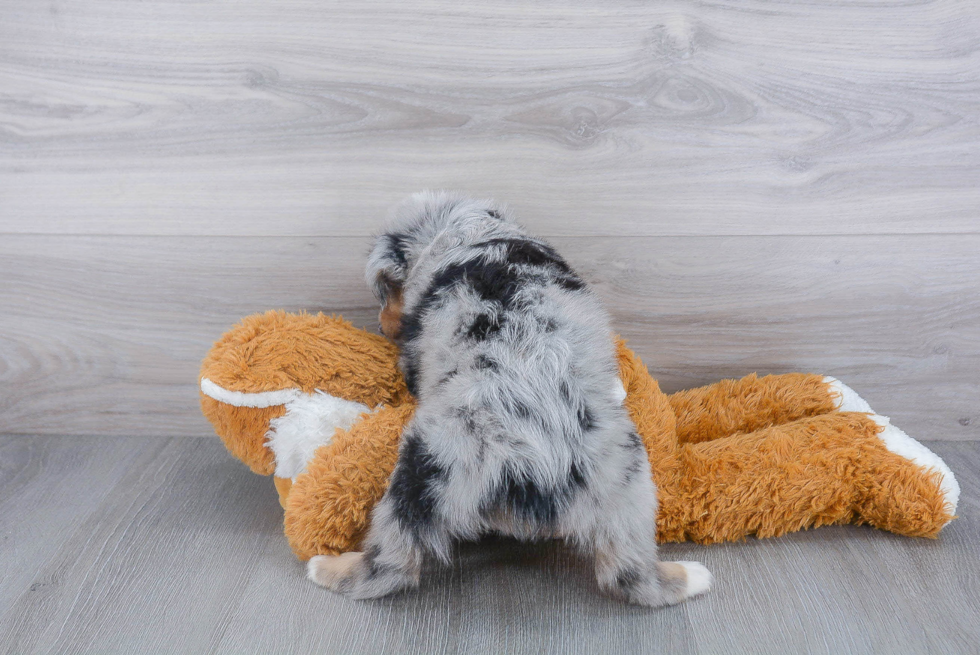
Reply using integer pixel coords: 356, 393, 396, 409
200, 311, 411, 476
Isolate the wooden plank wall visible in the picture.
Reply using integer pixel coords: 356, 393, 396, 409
2, 0, 978, 440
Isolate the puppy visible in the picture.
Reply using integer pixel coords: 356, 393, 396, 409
307, 191, 711, 606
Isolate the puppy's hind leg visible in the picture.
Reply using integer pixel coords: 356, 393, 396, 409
590, 448, 711, 607
308, 432, 450, 599
307, 494, 426, 599
593, 520, 711, 607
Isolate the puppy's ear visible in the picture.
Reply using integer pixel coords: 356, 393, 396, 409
366, 233, 409, 306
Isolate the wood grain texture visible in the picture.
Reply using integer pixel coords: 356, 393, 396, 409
1, 0, 978, 236
1, 234, 976, 440
0, 435, 977, 654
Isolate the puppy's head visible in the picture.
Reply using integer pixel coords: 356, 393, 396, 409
366, 231, 409, 340
366, 190, 508, 340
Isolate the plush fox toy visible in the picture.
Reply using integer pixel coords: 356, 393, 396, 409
200, 311, 959, 561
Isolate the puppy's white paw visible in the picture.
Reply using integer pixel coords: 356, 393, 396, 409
677, 561, 712, 598
307, 552, 363, 590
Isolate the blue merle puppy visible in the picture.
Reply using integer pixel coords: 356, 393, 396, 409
307, 191, 711, 607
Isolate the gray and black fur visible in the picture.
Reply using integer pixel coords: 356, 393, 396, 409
308, 191, 711, 607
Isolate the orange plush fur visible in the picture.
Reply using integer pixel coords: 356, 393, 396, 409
200, 311, 954, 560
200, 311, 412, 477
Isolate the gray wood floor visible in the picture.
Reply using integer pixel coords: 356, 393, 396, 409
0, 435, 978, 655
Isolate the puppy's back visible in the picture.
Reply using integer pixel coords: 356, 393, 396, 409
369, 192, 634, 539
313, 193, 710, 607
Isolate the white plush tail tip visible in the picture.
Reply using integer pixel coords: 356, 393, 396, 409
678, 561, 712, 598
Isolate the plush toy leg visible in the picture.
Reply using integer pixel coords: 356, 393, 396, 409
656, 412, 958, 543
667, 373, 840, 444
819, 377, 959, 518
